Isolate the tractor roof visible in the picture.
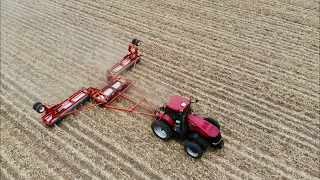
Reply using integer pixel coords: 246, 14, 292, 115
166, 94, 190, 112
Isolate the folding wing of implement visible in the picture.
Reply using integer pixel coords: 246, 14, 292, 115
106, 39, 141, 82
33, 39, 154, 127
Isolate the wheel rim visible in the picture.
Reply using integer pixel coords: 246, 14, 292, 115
186, 147, 199, 157
154, 125, 167, 139
38, 107, 45, 113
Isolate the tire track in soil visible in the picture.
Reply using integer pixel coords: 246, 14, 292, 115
5, 0, 320, 94
2, 3, 318, 126
0, 57, 168, 180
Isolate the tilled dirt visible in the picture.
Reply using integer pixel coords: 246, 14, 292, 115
1, 0, 319, 179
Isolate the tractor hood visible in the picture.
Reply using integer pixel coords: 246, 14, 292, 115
187, 114, 220, 137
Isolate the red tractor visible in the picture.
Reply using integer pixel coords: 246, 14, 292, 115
152, 94, 224, 158
33, 39, 224, 158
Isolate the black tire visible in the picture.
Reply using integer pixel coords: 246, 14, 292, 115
188, 133, 208, 151
184, 141, 204, 159
136, 58, 141, 64
216, 140, 224, 149
151, 119, 173, 141
135, 40, 141, 46
33, 102, 41, 110
132, 38, 137, 45
35, 104, 46, 113
204, 117, 220, 130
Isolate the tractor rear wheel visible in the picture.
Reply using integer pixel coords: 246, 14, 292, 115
151, 119, 172, 141
35, 104, 46, 113
188, 133, 208, 151
184, 141, 204, 158
33, 102, 41, 110
204, 117, 220, 130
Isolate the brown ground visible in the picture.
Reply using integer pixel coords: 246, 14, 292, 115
1, 0, 319, 179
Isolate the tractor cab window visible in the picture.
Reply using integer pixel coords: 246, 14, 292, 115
165, 104, 191, 119
182, 104, 192, 116
165, 108, 181, 120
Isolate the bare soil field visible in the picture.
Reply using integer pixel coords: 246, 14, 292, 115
1, 0, 319, 179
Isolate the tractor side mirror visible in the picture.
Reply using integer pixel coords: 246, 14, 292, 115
160, 106, 166, 112
191, 99, 198, 103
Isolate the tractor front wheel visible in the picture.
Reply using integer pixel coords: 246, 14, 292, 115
185, 141, 204, 159
188, 133, 208, 151
151, 119, 172, 141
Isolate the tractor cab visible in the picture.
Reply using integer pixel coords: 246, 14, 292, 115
156, 94, 194, 123
164, 94, 192, 117
159, 94, 194, 139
